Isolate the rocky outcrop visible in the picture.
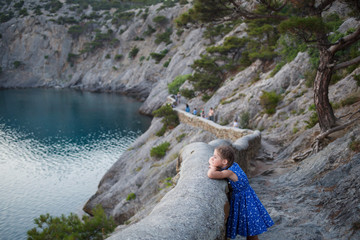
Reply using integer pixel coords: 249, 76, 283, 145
251, 125, 360, 240
106, 130, 262, 240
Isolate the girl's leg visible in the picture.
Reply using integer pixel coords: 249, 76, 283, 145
246, 235, 259, 240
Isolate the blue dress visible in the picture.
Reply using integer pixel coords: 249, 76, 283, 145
226, 163, 274, 238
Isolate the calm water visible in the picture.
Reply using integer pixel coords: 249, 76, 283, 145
0, 88, 151, 240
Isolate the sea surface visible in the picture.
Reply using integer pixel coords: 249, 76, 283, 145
0, 88, 152, 239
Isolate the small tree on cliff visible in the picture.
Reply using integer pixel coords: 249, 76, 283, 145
190, 0, 360, 137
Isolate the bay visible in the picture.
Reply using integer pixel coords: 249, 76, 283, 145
0, 88, 151, 239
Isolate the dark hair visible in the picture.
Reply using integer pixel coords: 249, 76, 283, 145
216, 145, 235, 169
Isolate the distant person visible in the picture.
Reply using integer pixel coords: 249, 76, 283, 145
200, 108, 205, 118
208, 107, 214, 121
193, 108, 197, 115
208, 145, 274, 240
233, 119, 239, 128
185, 104, 190, 113
177, 92, 181, 105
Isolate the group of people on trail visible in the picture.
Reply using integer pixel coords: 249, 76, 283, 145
185, 104, 215, 122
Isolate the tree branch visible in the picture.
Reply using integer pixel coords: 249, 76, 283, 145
329, 27, 360, 54
331, 55, 360, 71
316, 116, 360, 142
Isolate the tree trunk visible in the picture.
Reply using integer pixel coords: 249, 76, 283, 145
313, 49, 337, 132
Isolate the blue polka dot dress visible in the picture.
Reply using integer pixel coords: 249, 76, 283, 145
226, 163, 274, 238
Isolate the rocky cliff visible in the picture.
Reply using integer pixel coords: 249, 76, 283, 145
1, 1, 360, 239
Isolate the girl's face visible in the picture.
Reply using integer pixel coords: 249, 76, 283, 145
209, 149, 227, 168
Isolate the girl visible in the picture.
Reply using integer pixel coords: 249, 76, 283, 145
208, 145, 274, 240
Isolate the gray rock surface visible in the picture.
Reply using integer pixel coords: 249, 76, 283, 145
251, 126, 360, 240
107, 142, 227, 240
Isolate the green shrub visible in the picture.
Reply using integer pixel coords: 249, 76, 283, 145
0, 11, 13, 23
349, 138, 360, 152
156, 125, 167, 137
67, 53, 79, 64
304, 69, 317, 88
150, 142, 171, 158
44, 0, 63, 13
174, 8, 196, 27
168, 74, 191, 95
270, 61, 285, 77
160, 177, 173, 188
128, 46, 139, 59
19, 8, 28, 16
14, 0, 24, 9
114, 54, 123, 61
68, 25, 84, 38
27, 205, 116, 240
304, 111, 318, 129
13, 61, 22, 69
57, 16, 78, 24
155, 28, 172, 45
143, 25, 156, 36
111, 11, 134, 26
176, 133, 186, 142
180, 88, 195, 99
176, 29, 184, 37
259, 91, 282, 114
338, 95, 360, 107
152, 104, 179, 130
34, 6, 42, 15
134, 36, 144, 41
203, 23, 234, 43
239, 111, 250, 129
153, 15, 168, 26
81, 30, 119, 53
150, 49, 168, 63
157, 0, 177, 11
353, 74, 360, 86
126, 193, 136, 201
163, 58, 171, 67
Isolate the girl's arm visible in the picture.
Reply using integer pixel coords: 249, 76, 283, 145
208, 168, 234, 180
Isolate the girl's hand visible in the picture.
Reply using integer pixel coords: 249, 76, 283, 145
208, 164, 217, 170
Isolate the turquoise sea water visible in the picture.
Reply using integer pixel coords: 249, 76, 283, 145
0, 88, 152, 240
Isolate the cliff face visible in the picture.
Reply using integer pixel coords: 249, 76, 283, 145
0, 2, 204, 114
1, 1, 360, 239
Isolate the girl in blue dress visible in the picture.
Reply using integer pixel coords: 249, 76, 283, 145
208, 145, 274, 240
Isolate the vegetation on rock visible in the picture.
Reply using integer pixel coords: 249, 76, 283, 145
168, 74, 191, 95
150, 141, 171, 158
27, 205, 116, 240
153, 104, 179, 136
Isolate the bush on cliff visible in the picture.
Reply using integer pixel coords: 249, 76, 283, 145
150, 142, 171, 158
168, 74, 191, 95
260, 90, 282, 115
27, 205, 116, 240
152, 104, 179, 136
